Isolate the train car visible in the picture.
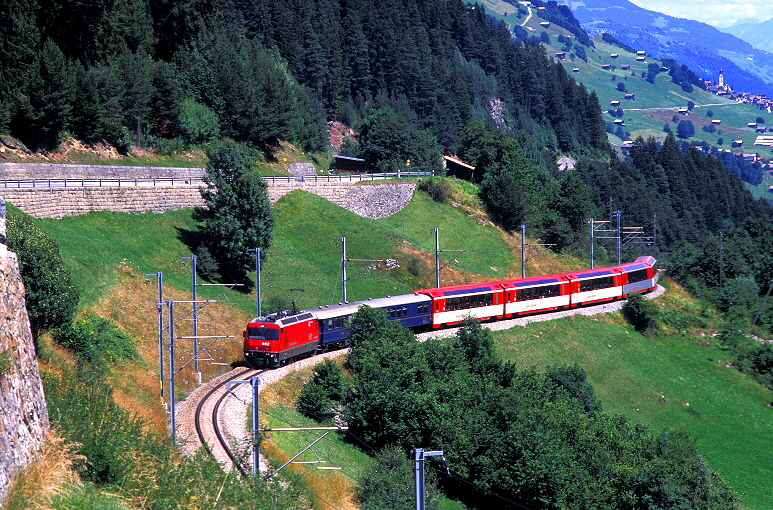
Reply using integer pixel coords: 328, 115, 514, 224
565, 266, 625, 307
243, 311, 318, 367
502, 274, 571, 316
313, 293, 432, 348
619, 256, 658, 295
415, 282, 505, 328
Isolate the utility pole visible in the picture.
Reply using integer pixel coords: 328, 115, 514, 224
167, 300, 176, 444
335, 237, 347, 303
412, 448, 449, 510
520, 224, 555, 277
334, 237, 387, 301
246, 248, 262, 318
432, 228, 467, 287
613, 210, 621, 265
144, 272, 164, 402
180, 256, 200, 382
589, 218, 594, 269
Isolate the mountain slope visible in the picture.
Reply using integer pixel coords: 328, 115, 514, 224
723, 18, 773, 54
558, 0, 773, 96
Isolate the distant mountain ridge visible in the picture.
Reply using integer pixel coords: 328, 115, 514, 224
723, 18, 773, 54
558, 0, 773, 96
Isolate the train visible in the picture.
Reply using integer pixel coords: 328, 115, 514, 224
243, 256, 658, 368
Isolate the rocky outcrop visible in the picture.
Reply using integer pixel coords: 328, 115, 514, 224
0, 198, 49, 504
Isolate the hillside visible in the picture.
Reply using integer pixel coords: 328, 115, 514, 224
17, 188, 772, 509
483, 2, 773, 159
723, 18, 773, 54
550, 0, 773, 96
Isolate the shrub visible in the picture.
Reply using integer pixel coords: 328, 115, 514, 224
297, 359, 346, 420
622, 293, 658, 333
6, 209, 79, 338
417, 177, 453, 203
53, 312, 140, 365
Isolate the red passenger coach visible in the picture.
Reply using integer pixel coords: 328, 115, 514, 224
243, 311, 319, 367
566, 267, 625, 307
619, 256, 658, 295
415, 282, 505, 328
502, 274, 571, 316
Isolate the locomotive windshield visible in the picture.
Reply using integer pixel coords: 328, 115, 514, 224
246, 326, 279, 340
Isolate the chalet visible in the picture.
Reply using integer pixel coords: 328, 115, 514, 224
636, 56, 646, 62
757, 126, 767, 133
332, 155, 366, 173
614, 119, 625, 125
601, 64, 611, 70
621, 64, 630, 70
636, 50, 646, 56
540, 21, 550, 28
537, 5, 546, 10
555, 52, 565, 59
624, 93, 635, 100
712, 119, 722, 125
754, 136, 773, 147
443, 155, 476, 180
557, 157, 575, 171
768, 186, 773, 193
610, 53, 619, 58
678, 107, 688, 114
661, 66, 669, 72
743, 154, 757, 162
610, 100, 620, 106
572, 68, 580, 73
732, 140, 744, 147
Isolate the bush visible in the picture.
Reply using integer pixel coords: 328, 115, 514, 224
6, 209, 79, 337
622, 293, 658, 333
417, 177, 453, 203
297, 359, 346, 420
53, 311, 140, 365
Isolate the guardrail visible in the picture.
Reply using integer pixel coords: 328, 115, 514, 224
0, 177, 197, 189
0, 172, 432, 189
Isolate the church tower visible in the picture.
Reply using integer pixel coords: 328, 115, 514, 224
718, 69, 724, 88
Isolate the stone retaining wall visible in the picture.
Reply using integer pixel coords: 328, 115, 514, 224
1, 181, 416, 219
0, 163, 204, 180
0, 187, 206, 219
0, 199, 49, 504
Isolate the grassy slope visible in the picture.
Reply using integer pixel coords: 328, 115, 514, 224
494, 310, 773, 509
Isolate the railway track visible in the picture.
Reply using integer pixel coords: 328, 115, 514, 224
193, 367, 266, 475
